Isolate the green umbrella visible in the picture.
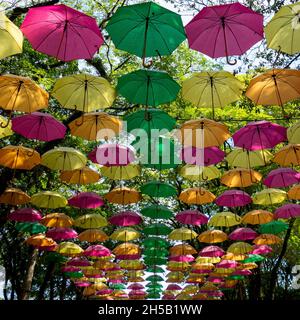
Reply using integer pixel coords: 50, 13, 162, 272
44, 252, 68, 264
117, 69, 180, 107
143, 223, 172, 236
227, 275, 245, 281
146, 275, 164, 282
147, 292, 161, 299
144, 257, 167, 265
64, 271, 84, 279
141, 181, 177, 198
106, 2, 186, 58
146, 282, 164, 288
258, 221, 289, 235
141, 205, 173, 219
144, 247, 169, 257
242, 254, 265, 263
109, 283, 126, 290
146, 266, 165, 273
15, 222, 47, 234
143, 237, 169, 248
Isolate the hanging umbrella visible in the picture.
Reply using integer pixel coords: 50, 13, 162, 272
215, 190, 252, 207
68, 192, 104, 209
26, 234, 57, 248
113, 243, 141, 256
78, 229, 108, 242
46, 227, 78, 241
179, 187, 215, 205
0, 116, 13, 138
11, 112, 66, 142
258, 221, 289, 235
143, 223, 172, 236
198, 230, 228, 243
232, 121, 287, 150
21, 4, 103, 61
0, 145, 40, 170
273, 144, 300, 166
252, 189, 287, 205
56, 242, 83, 256
229, 227, 258, 241
216, 260, 238, 269
175, 210, 208, 226
101, 164, 140, 180
208, 212, 241, 227
41, 147, 87, 171
31, 191, 67, 209
110, 227, 140, 242
180, 146, 225, 166
109, 211, 142, 226
143, 237, 169, 248
275, 203, 300, 219
287, 121, 300, 144
263, 167, 300, 188
15, 222, 46, 235
74, 214, 107, 229
168, 227, 198, 240
253, 234, 282, 245
8, 208, 41, 222
242, 254, 265, 263
221, 168, 262, 187
0, 188, 30, 205
226, 148, 273, 168
242, 210, 274, 225
170, 244, 197, 256
199, 246, 225, 258
60, 167, 100, 185
180, 165, 220, 181
104, 187, 141, 205
106, 1, 185, 59
288, 184, 300, 200
117, 69, 180, 106
84, 245, 111, 258
185, 2, 263, 64
140, 181, 177, 198
41, 213, 73, 228
251, 244, 273, 255
227, 242, 253, 255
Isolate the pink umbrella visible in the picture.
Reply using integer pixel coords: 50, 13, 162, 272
251, 245, 273, 255
169, 255, 195, 263
275, 204, 300, 219
67, 257, 91, 267
207, 291, 224, 297
199, 245, 225, 257
162, 294, 176, 300
175, 210, 209, 225
229, 227, 258, 241
166, 284, 181, 291
232, 270, 252, 276
215, 190, 252, 207
116, 254, 141, 260
216, 259, 238, 269
263, 168, 300, 188
108, 279, 124, 284
74, 281, 91, 287
128, 290, 146, 297
128, 283, 144, 290
88, 144, 135, 166
46, 227, 78, 241
84, 245, 111, 257
68, 192, 104, 209
8, 208, 42, 222
232, 121, 287, 150
109, 211, 142, 226
180, 146, 225, 166
207, 276, 224, 284
191, 269, 212, 274
21, 4, 104, 61
97, 289, 113, 295
61, 266, 81, 273
185, 2, 263, 64
12, 112, 66, 142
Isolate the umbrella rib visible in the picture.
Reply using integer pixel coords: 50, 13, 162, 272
225, 23, 244, 55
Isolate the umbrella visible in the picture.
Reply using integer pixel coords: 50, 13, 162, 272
56, 242, 83, 256
265, 2, 300, 54
26, 234, 56, 248
106, 1, 185, 59
21, 4, 103, 61
140, 181, 177, 198
113, 243, 141, 255
242, 254, 265, 263
31, 191, 67, 209
46, 227, 78, 241
68, 112, 122, 141
226, 149, 273, 168
208, 212, 241, 227
110, 228, 140, 242
232, 121, 287, 150
181, 71, 243, 117
84, 245, 111, 257
0, 116, 13, 138
78, 229, 108, 242
242, 210, 274, 225
15, 222, 46, 235
0, 188, 30, 205
216, 260, 238, 269
275, 203, 300, 219
199, 246, 225, 258
263, 168, 300, 188
175, 210, 208, 226
143, 223, 172, 236
221, 168, 262, 187
180, 165, 220, 181
68, 192, 104, 209
0, 145, 40, 170
258, 221, 289, 235
198, 230, 228, 243
143, 237, 169, 248
229, 227, 258, 241
104, 187, 141, 205
227, 242, 253, 255
168, 227, 198, 240
41, 213, 73, 228
215, 190, 252, 207
117, 69, 180, 106
74, 214, 107, 229
179, 187, 215, 205
11, 112, 66, 142
273, 144, 300, 166
251, 244, 273, 255
101, 164, 140, 180
52, 74, 115, 112
177, 118, 230, 148
288, 184, 300, 200
109, 211, 142, 226
146, 266, 165, 273
170, 244, 197, 256
180, 146, 225, 166
60, 167, 100, 185
252, 189, 287, 205
253, 234, 282, 245
287, 120, 300, 144
8, 208, 42, 222
185, 3, 263, 64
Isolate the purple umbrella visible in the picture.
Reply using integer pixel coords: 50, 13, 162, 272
175, 210, 209, 225
68, 192, 104, 209
199, 245, 225, 257
109, 211, 142, 226
274, 203, 300, 219
46, 227, 78, 241
263, 168, 300, 188
232, 121, 287, 150
8, 208, 42, 222
12, 112, 66, 142
229, 227, 258, 241
84, 245, 111, 257
215, 190, 252, 207
180, 146, 225, 166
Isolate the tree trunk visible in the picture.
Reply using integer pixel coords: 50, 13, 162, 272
37, 261, 56, 300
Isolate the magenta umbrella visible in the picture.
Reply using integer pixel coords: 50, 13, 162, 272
8, 208, 42, 222
216, 259, 238, 269
166, 284, 182, 291
61, 266, 81, 273
175, 210, 208, 226
109, 211, 142, 226
263, 168, 300, 188
67, 257, 91, 267
84, 245, 111, 257
233, 270, 252, 276
169, 255, 195, 263
275, 203, 300, 219
229, 227, 258, 241
180, 146, 225, 166
128, 290, 146, 297
185, 2, 263, 64
191, 269, 212, 274
207, 276, 224, 284
74, 281, 91, 287
88, 144, 135, 166
199, 245, 225, 257
68, 192, 104, 209
116, 254, 141, 260
97, 289, 113, 295
251, 245, 273, 255
128, 283, 144, 290
215, 190, 252, 207
232, 121, 287, 150
46, 227, 78, 241
21, 4, 103, 61
12, 112, 66, 142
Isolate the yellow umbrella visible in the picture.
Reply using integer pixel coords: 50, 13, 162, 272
179, 165, 220, 181
252, 188, 287, 205
0, 116, 13, 138
101, 164, 140, 180
110, 227, 140, 242
78, 229, 109, 242
40, 213, 73, 228
227, 242, 253, 255
26, 234, 56, 247
221, 253, 246, 261
208, 212, 241, 227
0, 145, 40, 170
273, 144, 300, 166
177, 118, 230, 148
52, 74, 116, 112
242, 210, 274, 225
60, 167, 100, 185
167, 261, 190, 271
0, 12, 23, 59
179, 187, 215, 204
181, 71, 244, 118
119, 260, 144, 270
74, 214, 108, 229
169, 244, 197, 256
287, 121, 300, 144
226, 148, 273, 168
104, 187, 141, 204
191, 262, 215, 271
94, 260, 117, 270
196, 256, 221, 264
253, 234, 282, 245
168, 227, 198, 240
41, 147, 87, 171
56, 242, 83, 256
31, 191, 67, 208
0, 188, 30, 205
288, 184, 300, 200
238, 263, 258, 270
112, 243, 141, 255
221, 168, 262, 187
68, 112, 122, 141
182, 285, 199, 294
198, 230, 228, 243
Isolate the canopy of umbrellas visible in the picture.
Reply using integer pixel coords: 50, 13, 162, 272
1, 1, 300, 300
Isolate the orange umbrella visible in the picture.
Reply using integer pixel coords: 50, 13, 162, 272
104, 187, 141, 205
198, 230, 228, 243
78, 229, 109, 242
253, 234, 282, 245
222, 253, 246, 261
26, 233, 56, 247
0, 188, 30, 205
288, 184, 300, 200
179, 187, 215, 204
112, 243, 141, 255
273, 144, 300, 166
40, 213, 73, 228
221, 168, 262, 187
60, 167, 100, 185
169, 244, 197, 256
241, 210, 273, 225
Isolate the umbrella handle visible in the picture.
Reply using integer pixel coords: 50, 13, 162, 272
142, 57, 153, 68
0, 112, 12, 128
226, 56, 237, 65
75, 115, 84, 127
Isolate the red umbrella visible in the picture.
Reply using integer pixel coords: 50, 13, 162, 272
215, 190, 252, 207
263, 168, 300, 188
21, 4, 104, 61
46, 227, 78, 241
68, 192, 104, 209
12, 112, 66, 142
229, 227, 258, 241
8, 208, 42, 222
180, 146, 225, 166
175, 210, 208, 226
274, 203, 300, 219
108, 211, 142, 226
185, 2, 263, 64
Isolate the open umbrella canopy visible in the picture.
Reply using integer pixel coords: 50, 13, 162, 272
109, 211, 142, 226
258, 221, 289, 235
110, 227, 140, 242
74, 214, 107, 229
180, 146, 225, 166
198, 230, 228, 243
180, 165, 220, 181
15, 222, 46, 235
227, 242, 253, 255
26, 234, 57, 248
226, 149, 273, 168
253, 234, 282, 245
215, 190, 252, 207
56, 242, 83, 256
242, 210, 274, 225
143, 223, 172, 236
140, 181, 177, 198
31, 191, 67, 209
21, 4, 103, 61
229, 227, 258, 241
78, 229, 108, 243
275, 203, 300, 219
104, 187, 141, 205
170, 244, 197, 256
263, 168, 300, 188
221, 168, 262, 187
46, 227, 78, 241
175, 210, 208, 226
68, 192, 104, 209
60, 167, 100, 185
208, 212, 241, 227
179, 187, 216, 204
288, 184, 300, 199
252, 189, 287, 205
143, 237, 169, 248
141, 204, 173, 219
41, 213, 73, 228
8, 208, 42, 222
101, 164, 141, 180
0, 188, 30, 205
168, 227, 198, 240
273, 144, 300, 166
113, 243, 141, 255
199, 245, 225, 258
287, 120, 300, 144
